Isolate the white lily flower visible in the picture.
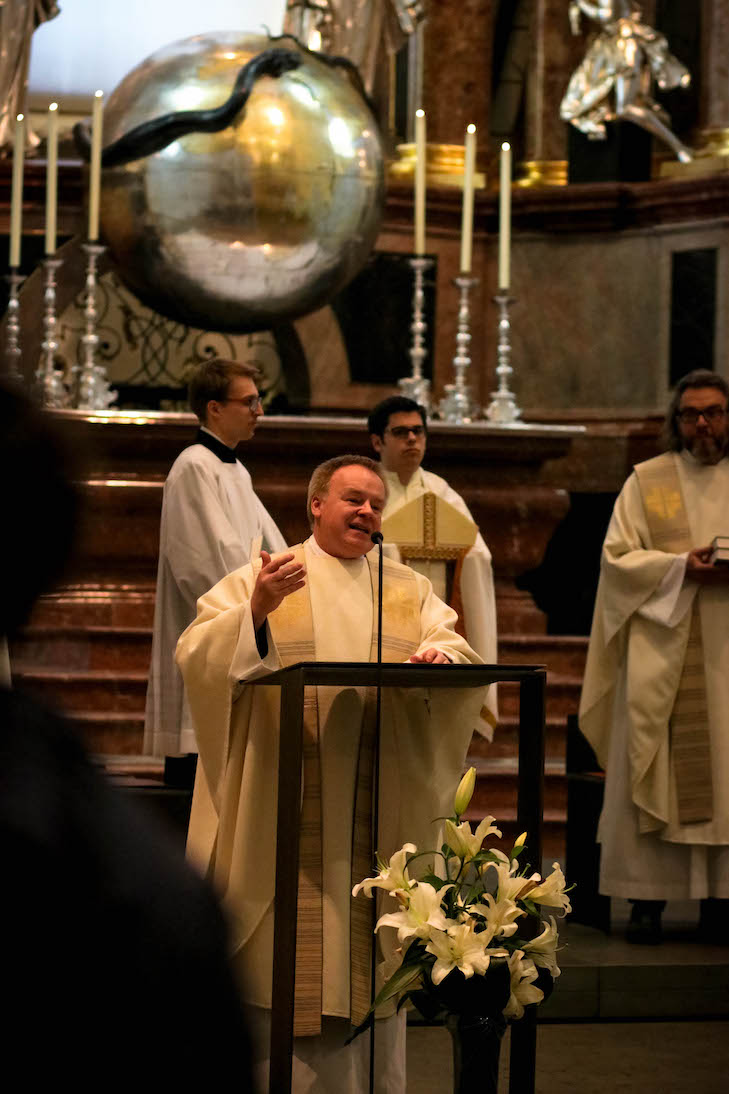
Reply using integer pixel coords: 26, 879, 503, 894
469, 892, 524, 939
523, 916, 561, 978
528, 863, 572, 916
352, 843, 417, 899
375, 882, 451, 943
425, 923, 507, 985
503, 950, 544, 1019
453, 766, 477, 816
489, 860, 541, 904
444, 816, 501, 862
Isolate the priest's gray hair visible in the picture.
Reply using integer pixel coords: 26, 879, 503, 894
307, 454, 388, 528
663, 369, 729, 451
188, 358, 261, 422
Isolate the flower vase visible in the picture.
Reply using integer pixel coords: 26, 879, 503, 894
446, 1011, 506, 1094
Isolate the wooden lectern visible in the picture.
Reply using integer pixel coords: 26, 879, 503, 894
251, 662, 546, 1094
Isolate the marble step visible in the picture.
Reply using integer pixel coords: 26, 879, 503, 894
498, 633, 588, 676
72, 711, 146, 755
11, 667, 149, 713
10, 625, 153, 673
497, 671, 582, 719
25, 589, 156, 628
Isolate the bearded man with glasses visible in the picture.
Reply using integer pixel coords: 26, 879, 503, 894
145, 359, 286, 757
580, 369, 729, 943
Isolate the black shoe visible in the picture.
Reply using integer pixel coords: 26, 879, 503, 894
625, 899, 665, 945
698, 898, 729, 944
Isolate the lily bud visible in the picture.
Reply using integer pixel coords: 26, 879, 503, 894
454, 766, 476, 816
515, 832, 527, 848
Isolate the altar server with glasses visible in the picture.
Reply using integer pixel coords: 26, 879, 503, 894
145, 358, 286, 757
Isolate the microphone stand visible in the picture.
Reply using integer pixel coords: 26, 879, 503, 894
369, 530, 384, 1094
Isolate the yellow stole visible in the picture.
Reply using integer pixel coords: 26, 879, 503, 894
634, 454, 712, 825
265, 545, 422, 1035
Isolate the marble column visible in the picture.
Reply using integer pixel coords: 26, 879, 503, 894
520, 0, 584, 185
420, 0, 495, 179
700, 0, 729, 153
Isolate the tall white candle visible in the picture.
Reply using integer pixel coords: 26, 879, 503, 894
459, 123, 477, 273
414, 108, 426, 255
498, 142, 512, 290
45, 102, 59, 255
88, 90, 104, 241
9, 114, 25, 268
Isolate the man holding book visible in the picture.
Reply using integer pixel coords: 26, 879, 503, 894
580, 369, 729, 942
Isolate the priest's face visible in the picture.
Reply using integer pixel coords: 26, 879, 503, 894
370, 411, 427, 485
206, 376, 263, 447
677, 386, 729, 465
311, 465, 386, 558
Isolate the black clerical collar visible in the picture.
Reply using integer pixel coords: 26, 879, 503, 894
195, 428, 239, 464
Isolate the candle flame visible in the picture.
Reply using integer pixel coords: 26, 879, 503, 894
49, 102, 58, 112
95, 90, 103, 99
16, 113, 24, 122
415, 108, 425, 118
502, 141, 511, 151
467, 124, 476, 134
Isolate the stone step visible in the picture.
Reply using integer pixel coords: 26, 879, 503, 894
72, 711, 146, 755
497, 672, 582, 719
11, 667, 148, 713
498, 633, 588, 676
26, 589, 156, 628
471, 715, 567, 763
10, 625, 153, 673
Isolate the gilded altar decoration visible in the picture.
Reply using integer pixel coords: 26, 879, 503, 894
283, 0, 425, 92
0, 1, 60, 151
560, 1, 693, 163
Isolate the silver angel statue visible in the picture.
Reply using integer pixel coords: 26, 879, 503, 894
283, 0, 425, 93
560, 1, 693, 163
0, 1, 60, 152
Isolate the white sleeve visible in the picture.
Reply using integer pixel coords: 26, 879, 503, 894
162, 461, 254, 604
637, 553, 696, 627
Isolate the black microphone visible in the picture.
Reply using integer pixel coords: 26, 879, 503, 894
369, 526, 384, 1094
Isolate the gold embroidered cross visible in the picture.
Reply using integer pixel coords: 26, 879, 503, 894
644, 486, 683, 521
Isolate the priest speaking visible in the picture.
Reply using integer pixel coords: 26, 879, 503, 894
177, 454, 487, 1091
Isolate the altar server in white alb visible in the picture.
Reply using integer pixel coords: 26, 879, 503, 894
368, 395, 498, 733
177, 455, 487, 1092
144, 359, 286, 757
580, 370, 729, 943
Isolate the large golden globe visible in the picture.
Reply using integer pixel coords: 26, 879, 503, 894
100, 32, 385, 332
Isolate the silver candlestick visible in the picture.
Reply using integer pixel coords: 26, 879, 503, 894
75, 242, 115, 409
439, 274, 478, 423
4, 269, 26, 384
485, 292, 522, 424
35, 256, 69, 408
399, 255, 433, 412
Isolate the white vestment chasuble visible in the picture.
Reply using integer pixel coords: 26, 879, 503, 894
144, 433, 286, 756
177, 537, 486, 1033
380, 467, 498, 732
580, 451, 729, 899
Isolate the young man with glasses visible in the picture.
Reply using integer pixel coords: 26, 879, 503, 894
145, 359, 286, 757
580, 369, 729, 944
367, 395, 498, 733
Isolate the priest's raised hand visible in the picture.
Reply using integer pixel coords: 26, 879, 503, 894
250, 549, 307, 630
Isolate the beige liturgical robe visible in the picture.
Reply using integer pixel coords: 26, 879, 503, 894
381, 467, 498, 733
178, 536, 486, 1019
580, 451, 729, 899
